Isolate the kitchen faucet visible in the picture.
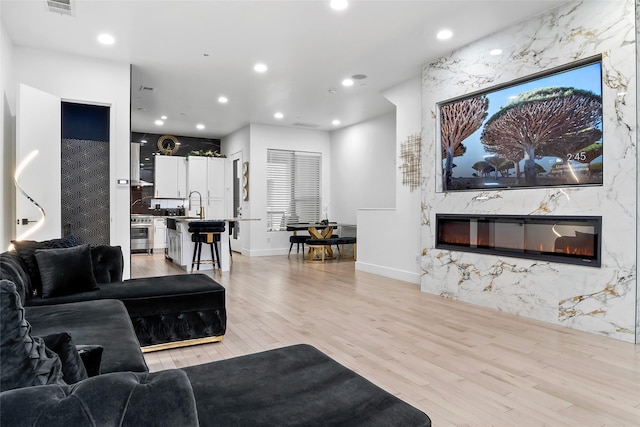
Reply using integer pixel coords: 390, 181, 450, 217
188, 191, 205, 219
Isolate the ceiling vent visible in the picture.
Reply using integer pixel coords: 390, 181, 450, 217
45, 0, 74, 16
139, 86, 154, 92
292, 122, 319, 128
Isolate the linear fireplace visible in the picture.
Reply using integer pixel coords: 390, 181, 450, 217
436, 214, 601, 267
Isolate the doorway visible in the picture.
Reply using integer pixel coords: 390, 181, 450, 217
61, 102, 110, 245
229, 151, 243, 253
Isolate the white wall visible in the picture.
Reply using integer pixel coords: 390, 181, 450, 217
636, 0, 640, 343
421, 0, 637, 342
356, 76, 423, 284
13, 47, 132, 278
330, 112, 395, 224
246, 123, 331, 256
1, 13, 16, 250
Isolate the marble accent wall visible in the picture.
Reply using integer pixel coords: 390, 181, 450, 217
421, 0, 637, 342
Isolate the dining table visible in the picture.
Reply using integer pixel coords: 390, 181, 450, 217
286, 223, 340, 260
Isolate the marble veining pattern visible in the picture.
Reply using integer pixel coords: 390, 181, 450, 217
421, 0, 637, 342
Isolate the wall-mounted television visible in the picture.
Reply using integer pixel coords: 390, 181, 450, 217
438, 58, 603, 192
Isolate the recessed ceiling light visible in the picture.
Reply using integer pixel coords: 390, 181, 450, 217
436, 29, 453, 40
218, 96, 228, 104
328, 89, 337, 94
330, 0, 348, 10
154, 120, 164, 126
490, 48, 503, 56
332, 119, 341, 126
341, 78, 354, 87
196, 124, 205, 130
161, 115, 167, 120
254, 63, 268, 73
352, 74, 367, 80
97, 33, 115, 45
140, 139, 147, 144
274, 112, 284, 119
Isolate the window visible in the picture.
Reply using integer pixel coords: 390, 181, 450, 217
267, 149, 321, 231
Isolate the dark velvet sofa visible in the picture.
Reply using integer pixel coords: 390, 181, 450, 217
0, 240, 431, 426
1, 237, 226, 349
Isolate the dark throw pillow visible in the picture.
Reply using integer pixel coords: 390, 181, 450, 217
42, 333, 88, 384
0, 280, 64, 392
35, 244, 98, 298
76, 345, 104, 377
11, 235, 80, 297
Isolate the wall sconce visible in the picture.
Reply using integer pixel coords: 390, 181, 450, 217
13, 150, 46, 243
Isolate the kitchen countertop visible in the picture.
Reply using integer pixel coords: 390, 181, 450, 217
172, 217, 260, 222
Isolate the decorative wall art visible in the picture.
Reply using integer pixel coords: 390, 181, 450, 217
61, 138, 110, 245
242, 161, 249, 201
399, 133, 422, 192
157, 135, 180, 155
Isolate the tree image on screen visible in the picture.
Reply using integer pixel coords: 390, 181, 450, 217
480, 87, 602, 186
440, 96, 488, 189
439, 61, 604, 191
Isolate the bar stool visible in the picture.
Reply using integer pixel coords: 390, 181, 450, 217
188, 221, 226, 272
336, 236, 357, 260
289, 235, 309, 257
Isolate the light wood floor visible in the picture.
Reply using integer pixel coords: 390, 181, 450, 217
133, 253, 640, 426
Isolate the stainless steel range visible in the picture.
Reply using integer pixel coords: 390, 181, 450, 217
131, 215, 154, 254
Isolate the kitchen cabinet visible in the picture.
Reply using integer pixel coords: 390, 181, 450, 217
154, 156, 187, 198
186, 156, 228, 218
153, 218, 167, 250
187, 156, 208, 197
206, 157, 228, 218
166, 226, 182, 264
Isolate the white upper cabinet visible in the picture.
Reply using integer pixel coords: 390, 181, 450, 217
186, 156, 208, 198
155, 156, 187, 198
207, 157, 226, 200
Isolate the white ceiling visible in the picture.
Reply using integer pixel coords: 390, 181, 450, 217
2, 0, 567, 139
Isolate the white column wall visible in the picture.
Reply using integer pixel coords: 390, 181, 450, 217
330, 112, 396, 224
356, 76, 423, 284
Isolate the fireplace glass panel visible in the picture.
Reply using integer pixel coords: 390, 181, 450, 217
436, 214, 601, 267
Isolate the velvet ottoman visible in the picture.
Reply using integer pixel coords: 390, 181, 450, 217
185, 344, 431, 426
26, 274, 227, 349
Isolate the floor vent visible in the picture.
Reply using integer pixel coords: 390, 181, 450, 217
292, 122, 319, 128
45, 0, 74, 16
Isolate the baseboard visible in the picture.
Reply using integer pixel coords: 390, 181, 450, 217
141, 335, 224, 353
247, 248, 290, 257
355, 261, 420, 284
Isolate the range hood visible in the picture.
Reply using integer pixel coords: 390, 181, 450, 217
130, 143, 153, 187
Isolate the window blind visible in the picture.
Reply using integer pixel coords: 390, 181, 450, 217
267, 149, 321, 231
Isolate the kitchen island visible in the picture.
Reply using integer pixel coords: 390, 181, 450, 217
166, 218, 232, 272
166, 218, 258, 272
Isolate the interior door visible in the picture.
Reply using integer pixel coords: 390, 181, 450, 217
15, 84, 61, 241
228, 151, 242, 252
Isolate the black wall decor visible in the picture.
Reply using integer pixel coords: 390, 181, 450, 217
61, 102, 110, 245
131, 132, 221, 183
